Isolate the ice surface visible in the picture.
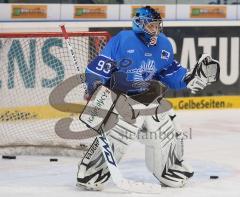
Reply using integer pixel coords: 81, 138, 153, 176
1, 109, 240, 197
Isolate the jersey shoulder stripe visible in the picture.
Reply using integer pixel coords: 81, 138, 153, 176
86, 55, 115, 78
86, 67, 111, 79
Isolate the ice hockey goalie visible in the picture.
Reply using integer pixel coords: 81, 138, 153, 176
76, 5, 220, 191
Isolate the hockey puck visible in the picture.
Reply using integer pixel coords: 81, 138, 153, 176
210, 176, 219, 179
2, 155, 16, 159
50, 158, 58, 162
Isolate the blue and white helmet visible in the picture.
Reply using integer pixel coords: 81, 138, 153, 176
132, 6, 163, 45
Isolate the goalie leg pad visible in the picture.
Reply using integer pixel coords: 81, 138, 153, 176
77, 138, 109, 191
166, 107, 193, 181
138, 99, 193, 188
77, 117, 139, 190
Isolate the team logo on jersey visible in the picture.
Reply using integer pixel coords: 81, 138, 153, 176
127, 49, 135, 53
145, 53, 152, 57
133, 60, 156, 82
161, 50, 170, 60
125, 60, 156, 91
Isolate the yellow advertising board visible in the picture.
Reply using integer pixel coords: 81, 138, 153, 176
1, 96, 240, 122
168, 96, 240, 110
74, 5, 107, 19
11, 5, 47, 19
190, 6, 226, 18
131, 6, 166, 18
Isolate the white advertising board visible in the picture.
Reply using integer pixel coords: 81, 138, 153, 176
0, 4, 60, 21
0, 3, 239, 21
177, 4, 237, 20
60, 4, 119, 21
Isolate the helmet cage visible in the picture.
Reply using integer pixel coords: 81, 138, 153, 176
133, 15, 163, 36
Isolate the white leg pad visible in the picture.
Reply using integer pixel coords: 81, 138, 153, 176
138, 100, 193, 187
138, 111, 176, 177
77, 116, 139, 190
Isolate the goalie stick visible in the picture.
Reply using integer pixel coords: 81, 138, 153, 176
60, 25, 162, 194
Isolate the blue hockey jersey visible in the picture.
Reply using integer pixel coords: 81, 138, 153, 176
85, 30, 187, 96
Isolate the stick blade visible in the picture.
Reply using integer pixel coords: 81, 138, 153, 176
98, 136, 161, 194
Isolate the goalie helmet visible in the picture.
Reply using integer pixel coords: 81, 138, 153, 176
132, 6, 163, 45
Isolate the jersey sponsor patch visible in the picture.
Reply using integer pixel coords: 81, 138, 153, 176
145, 53, 152, 57
161, 50, 170, 60
127, 49, 135, 53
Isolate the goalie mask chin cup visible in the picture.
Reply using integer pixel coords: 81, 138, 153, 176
132, 6, 163, 46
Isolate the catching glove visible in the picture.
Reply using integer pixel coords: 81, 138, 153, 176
184, 54, 220, 94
